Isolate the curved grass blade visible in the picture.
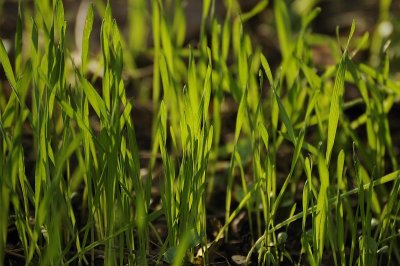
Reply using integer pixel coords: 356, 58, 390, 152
0, 39, 20, 103
326, 20, 356, 163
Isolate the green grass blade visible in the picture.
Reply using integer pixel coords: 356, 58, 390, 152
274, 0, 292, 60
316, 153, 329, 263
81, 3, 94, 74
234, 89, 248, 143
326, 21, 356, 163
273, 86, 295, 143
0, 39, 20, 103
241, 0, 268, 22
80, 76, 108, 119
325, 54, 347, 164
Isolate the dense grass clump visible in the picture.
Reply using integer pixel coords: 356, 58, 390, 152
0, 0, 399, 265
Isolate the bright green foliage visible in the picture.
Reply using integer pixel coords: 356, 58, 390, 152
0, 0, 400, 265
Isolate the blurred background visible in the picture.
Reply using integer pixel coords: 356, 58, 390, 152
1, 0, 399, 68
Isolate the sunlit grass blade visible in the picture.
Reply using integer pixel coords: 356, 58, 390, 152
81, 3, 93, 74
128, 0, 147, 53
326, 21, 356, 163
240, 0, 268, 22
0, 39, 20, 103
325, 53, 347, 164
316, 152, 329, 263
234, 90, 248, 143
274, 0, 292, 60
80, 76, 108, 119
